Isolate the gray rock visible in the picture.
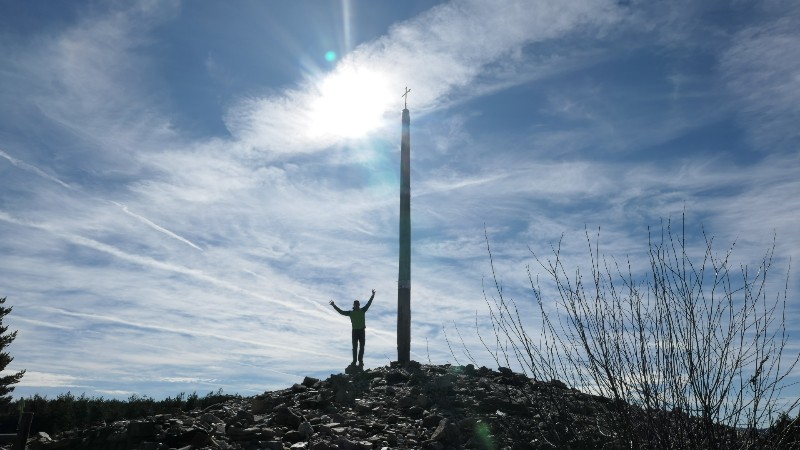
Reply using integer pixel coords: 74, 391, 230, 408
385, 370, 409, 385
36, 432, 52, 441
180, 428, 210, 447
415, 394, 432, 408
235, 408, 255, 424
337, 437, 360, 450
272, 405, 303, 427
128, 420, 157, 438
298, 420, 315, 438
200, 412, 223, 424
251, 395, 272, 414
284, 429, 305, 443
397, 395, 414, 409
302, 376, 320, 387
310, 442, 336, 450
430, 374, 456, 392
431, 418, 460, 444
422, 413, 443, 428
407, 405, 425, 418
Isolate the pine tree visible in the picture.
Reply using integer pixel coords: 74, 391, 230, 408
0, 297, 25, 407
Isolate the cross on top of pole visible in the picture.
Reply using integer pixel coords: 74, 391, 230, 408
402, 86, 411, 109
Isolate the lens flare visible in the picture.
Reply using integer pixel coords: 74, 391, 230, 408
473, 421, 495, 450
325, 51, 337, 62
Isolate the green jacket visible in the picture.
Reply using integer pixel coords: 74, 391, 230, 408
333, 292, 375, 330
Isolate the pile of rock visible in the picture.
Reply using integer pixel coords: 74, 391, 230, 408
18, 362, 625, 450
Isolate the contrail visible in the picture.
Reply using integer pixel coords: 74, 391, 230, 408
0, 210, 306, 313
37, 305, 333, 358
0, 148, 75, 190
0, 147, 203, 252
111, 201, 203, 251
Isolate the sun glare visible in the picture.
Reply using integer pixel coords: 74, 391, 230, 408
309, 66, 392, 140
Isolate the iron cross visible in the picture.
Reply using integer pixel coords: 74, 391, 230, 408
402, 86, 411, 109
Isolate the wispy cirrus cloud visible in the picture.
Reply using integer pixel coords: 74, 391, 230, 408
721, 10, 800, 151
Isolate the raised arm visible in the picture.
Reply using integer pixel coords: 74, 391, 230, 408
362, 289, 376, 313
329, 300, 348, 316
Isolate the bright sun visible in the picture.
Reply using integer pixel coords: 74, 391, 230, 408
308, 66, 392, 140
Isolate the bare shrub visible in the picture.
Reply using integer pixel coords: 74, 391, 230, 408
477, 217, 799, 449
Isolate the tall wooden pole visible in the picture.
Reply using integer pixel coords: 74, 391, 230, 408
397, 88, 411, 364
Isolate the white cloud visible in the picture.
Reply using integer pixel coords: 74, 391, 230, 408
96, 389, 137, 397
7, 371, 85, 389
159, 377, 218, 384
5, 1, 180, 171
721, 9, 800, 150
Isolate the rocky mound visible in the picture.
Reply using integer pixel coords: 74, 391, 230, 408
18, 362, 624, 450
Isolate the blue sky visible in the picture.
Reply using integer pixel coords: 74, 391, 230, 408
1, 0, 799, 400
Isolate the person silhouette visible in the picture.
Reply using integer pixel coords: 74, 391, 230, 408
330, 289, 375, 367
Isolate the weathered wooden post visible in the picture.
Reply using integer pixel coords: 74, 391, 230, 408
397, 87, 412, 364
13, 412, 33, 450
0, 411, 33, 450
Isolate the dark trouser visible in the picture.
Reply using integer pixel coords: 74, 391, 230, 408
352, 328, 365, 364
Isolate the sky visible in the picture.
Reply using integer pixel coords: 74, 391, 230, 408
1, 0, 799, 401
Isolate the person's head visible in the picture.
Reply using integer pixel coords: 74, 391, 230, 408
353, 300, 361, 310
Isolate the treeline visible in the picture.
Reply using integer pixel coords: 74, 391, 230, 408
0, 390, 238, 436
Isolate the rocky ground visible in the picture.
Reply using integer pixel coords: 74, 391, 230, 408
13, 362, 635, 450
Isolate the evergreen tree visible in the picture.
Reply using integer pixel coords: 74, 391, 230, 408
0, 297, 25, 408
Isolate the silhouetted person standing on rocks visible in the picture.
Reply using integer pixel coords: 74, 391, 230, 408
330, 289, 375, 367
